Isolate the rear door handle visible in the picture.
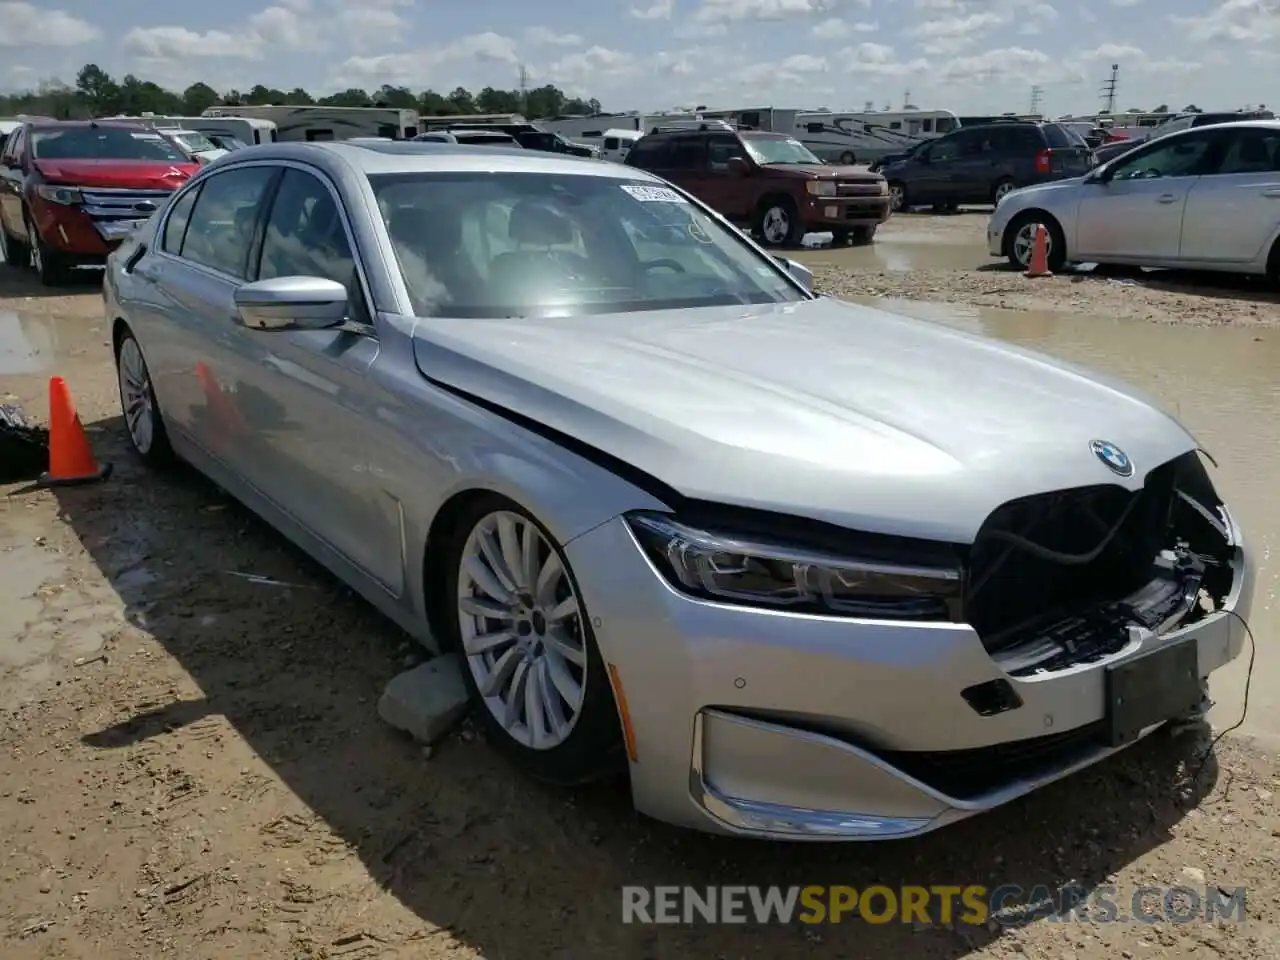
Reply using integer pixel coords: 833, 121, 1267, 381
1157, 194, 1178, 203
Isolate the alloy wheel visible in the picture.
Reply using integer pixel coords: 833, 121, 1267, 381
761, 206, 791, 245
888, 184, 904, 211
117, 337, 156, 455
456, 510, 588, 751
995, 181, 1015, 202
27, 222, 42, 274
1012, 221, 1049, 267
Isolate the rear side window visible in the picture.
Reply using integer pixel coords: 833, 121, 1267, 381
161, 184, 202, 255
1042, 124, 1085, 148
668, 137, 707, 170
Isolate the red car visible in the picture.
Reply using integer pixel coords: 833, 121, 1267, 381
0, 120, 199, 284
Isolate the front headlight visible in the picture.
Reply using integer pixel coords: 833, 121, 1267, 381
37, 184, 83, 205
627, 512, 963, 620
805, 180, 837, 197
878, 179, 889, 195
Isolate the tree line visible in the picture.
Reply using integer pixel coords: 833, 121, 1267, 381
0, 64, 604, 121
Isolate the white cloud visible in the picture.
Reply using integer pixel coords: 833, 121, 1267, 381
692, 0, 839, 23
811, 17, 878, 38
631, 0, 674, 19
545, 46, 638, 92
525, 26, 584, 46
331, 31, 522, 88
123, 26, 259, 60
0, 1, 100, 47
1171, 0, 1280, 43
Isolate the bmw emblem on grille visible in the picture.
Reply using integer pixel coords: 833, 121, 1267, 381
1090, 439, 1133, 477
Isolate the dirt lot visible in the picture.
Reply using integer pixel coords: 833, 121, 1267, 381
795, 212, 1280, 328
3, 221, 1280, 960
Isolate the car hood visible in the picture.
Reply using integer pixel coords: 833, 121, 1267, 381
410, 298, 1196, 544
33, 159, 199, 189
1006, 176, 1089, 201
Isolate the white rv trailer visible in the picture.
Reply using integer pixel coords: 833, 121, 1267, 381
419, 113, 528, 131
793, 109, 960, 164
202, 105, 420, 141
101, 113, 278, 145
573, 128, 642, 162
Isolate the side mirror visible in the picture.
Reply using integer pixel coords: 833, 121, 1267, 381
234, 276, 348, 331
774, 255, 814, 292
1087, 165, 1113, 184
726, 156, 750, 176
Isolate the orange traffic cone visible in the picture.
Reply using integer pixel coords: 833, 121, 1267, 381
1025, 224, 1053, 278
38, 376, 112, 487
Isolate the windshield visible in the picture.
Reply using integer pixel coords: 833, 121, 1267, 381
172, 131, 218, 153
210, 135, 248, 150
31, 126, 189, 162
371, 172, 805, 318
742, 136, 824, 165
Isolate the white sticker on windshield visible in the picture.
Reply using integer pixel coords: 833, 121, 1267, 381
621, 184, 688, 204
130, 133, 164, 141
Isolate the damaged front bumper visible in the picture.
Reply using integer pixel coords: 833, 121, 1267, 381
566, 471, 1254, 841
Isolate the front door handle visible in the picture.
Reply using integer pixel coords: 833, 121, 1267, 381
1157, 194, 1178, 204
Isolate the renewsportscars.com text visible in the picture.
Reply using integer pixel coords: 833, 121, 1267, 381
621, 884, 1247, 925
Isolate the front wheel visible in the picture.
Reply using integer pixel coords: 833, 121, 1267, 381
839, 151, 856, 165
1004, 212, 1067, 272
850, 225, 876, 244
445, 496, 624, 786
755, 199, 803, 247
26, 218, 67, 286
887, 181, 907, 213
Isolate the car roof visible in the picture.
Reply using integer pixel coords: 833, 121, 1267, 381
1168, 118, 1280, 133
215, 140, 658, 179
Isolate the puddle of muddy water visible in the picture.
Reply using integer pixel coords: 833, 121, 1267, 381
850, 295, 1280, 743
795, 236, 987, 273
0, 309, 53, 375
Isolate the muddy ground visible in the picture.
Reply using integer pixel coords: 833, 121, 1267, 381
795, 212, 1280, 328
3, 216, 1280, 960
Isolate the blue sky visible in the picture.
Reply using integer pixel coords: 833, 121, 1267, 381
1, 0, 1276, 116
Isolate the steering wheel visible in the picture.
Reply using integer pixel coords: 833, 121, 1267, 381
641, 259, 687, 274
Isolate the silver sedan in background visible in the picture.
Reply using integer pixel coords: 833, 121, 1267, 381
989, 119, 1280, 280
105, 141, 1252, 841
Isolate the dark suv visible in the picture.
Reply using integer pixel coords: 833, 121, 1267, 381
624, 124, 890, 247
880, 121, 1093, 212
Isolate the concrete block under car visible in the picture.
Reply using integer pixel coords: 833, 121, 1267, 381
377, 654, 470, 745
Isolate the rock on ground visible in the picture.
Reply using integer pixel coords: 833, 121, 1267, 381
377, 654, 470, 745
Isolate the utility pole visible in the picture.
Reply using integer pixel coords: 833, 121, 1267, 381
518, 63, 529, 117
1100, 63, 1119, 114
903, 88, 911, 109
1030, 84, 1044, 115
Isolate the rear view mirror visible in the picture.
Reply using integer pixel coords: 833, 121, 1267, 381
727, 156, 750, 176
234, 276, 348, 331
774, 255, 814, 292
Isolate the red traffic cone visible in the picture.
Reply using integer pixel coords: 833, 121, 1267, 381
1025, 224, 1053, 278
196, 362, 247, 437
38, 376, 112, 487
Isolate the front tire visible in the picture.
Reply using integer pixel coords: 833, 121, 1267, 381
445, 495, 624, 786
1004, 211, 1067, 272
850, 225, 876, 244
755, 197, 804, 247
838, 151, 856, 165
115, 326, 175, 466
26, 217, 67, 286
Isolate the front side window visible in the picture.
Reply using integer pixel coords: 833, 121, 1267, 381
372, 172, 805, 318
707, 134, 748, 171
30, 126, 188, 162
1110, 133, 1214, 180
180, 166, 277, 277
256, 169, 357, 289
927, 134, 961, 162
742, 137, 823, 165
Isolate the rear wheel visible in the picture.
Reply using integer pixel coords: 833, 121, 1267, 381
887, 181, 907, 213
992, 178, 1017, 206
115, 326, 175, 466
1267, 238, 1280, 288
0, 220, 29, 269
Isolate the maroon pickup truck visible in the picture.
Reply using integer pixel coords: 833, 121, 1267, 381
0, 120, 200, 285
